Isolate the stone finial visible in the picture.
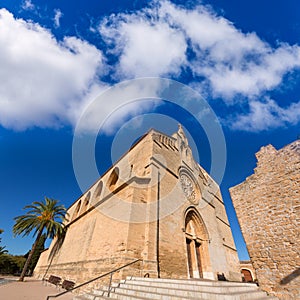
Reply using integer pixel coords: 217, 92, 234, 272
177, 124, 188, 146
178, 123, 184, 136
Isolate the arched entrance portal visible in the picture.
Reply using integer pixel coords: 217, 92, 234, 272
185, 209, 209, 279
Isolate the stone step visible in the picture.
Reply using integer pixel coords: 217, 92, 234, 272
108, 289, 200, 300
73, 294, 119, 300
74, 277, 278, 300
108, 294, 160, 300
120, 281, 258, 293
126, 276, 256, 287
76, 292, 278, 300
91, 288, 195, 300
92, 281, 258, 296
110, 286, 269, 300
74, 291, 165, 300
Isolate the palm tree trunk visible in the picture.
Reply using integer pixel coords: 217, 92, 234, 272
19, 227, 44, 281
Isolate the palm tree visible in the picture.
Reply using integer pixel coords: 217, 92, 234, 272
0, 229, 7, 256
13, 197, 68, 281
0, 246, 7, 256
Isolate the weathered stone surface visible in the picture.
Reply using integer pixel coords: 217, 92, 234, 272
34, 126, 241, 288
230, 140, 300, 300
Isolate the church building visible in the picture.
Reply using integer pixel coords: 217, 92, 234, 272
34, 126, 241, 284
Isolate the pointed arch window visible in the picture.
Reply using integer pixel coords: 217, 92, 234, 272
107, 167, 119, 191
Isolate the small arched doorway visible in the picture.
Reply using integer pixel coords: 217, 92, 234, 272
185, 209, 209, 279
241, 269, 253, 282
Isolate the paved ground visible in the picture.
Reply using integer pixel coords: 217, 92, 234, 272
0, 277, 73, 300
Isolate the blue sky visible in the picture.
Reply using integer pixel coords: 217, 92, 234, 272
0, 0, 299, 261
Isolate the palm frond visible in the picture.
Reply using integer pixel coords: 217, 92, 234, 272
13, 197, 68, 238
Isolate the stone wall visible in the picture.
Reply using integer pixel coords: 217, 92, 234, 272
34, 127, 241, 287
230, 140, 300, 299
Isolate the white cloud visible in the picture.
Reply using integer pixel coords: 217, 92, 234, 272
230, 99, 300, 131
2, 1, 300, 133
53, 9, 63, 28
99, 11, 187, 78
0, 9, 104, 130
21, 0, 35, 11
197, 44, 300, 100
157, 1, 300, 99
74, 78, 165, 135
98, 0, 300, 131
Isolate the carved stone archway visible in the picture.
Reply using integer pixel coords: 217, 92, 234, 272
184, 208, 210, 279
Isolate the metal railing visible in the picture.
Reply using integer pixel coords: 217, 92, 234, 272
46, 258, 142, 299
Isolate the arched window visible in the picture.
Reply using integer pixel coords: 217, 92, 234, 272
72, 200, 81, 221
80, 192, 91, 214
94, 181, 103, 200
107, 167, 119, 191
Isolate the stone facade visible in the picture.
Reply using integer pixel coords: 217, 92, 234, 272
230, 140, 300, 299
34, 126, 241, 287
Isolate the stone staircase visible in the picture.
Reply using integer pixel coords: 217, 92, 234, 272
74, 276, 278, 300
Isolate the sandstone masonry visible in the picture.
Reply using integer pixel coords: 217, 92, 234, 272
34, 126, 241, 288
230, 140, 300, 299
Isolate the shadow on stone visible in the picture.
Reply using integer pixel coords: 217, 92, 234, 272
280, 268, 300, 285
42, 229, 67, 280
